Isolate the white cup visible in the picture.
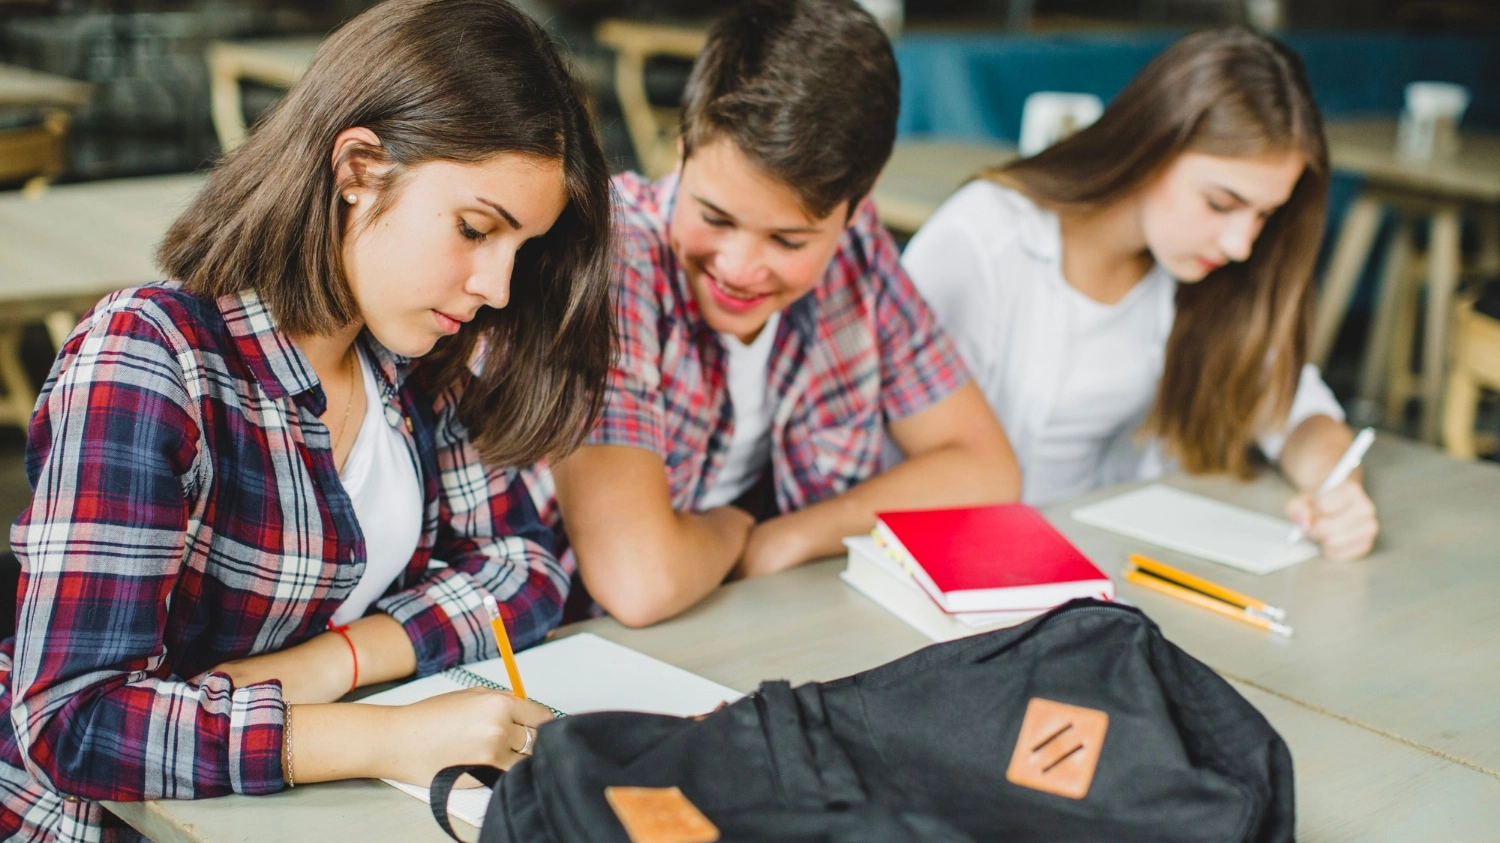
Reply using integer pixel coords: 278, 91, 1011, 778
1397, 81, 1471, 161
1018, 92, 1104, 157
855, 0, 903, 38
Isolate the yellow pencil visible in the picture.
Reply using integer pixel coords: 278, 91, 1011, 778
1124, 570, 1293, 637
1128, 553, 1286, 622
481, 594, 528, 700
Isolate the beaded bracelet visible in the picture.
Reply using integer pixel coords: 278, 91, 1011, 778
282, 705, 296, 788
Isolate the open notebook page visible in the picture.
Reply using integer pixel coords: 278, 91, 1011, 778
1071, 484, 1319, 575
360, 632, 742, 827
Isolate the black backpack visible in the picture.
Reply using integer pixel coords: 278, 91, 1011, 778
431, 599, 1294, 843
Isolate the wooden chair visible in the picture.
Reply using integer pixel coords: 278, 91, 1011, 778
0, 108, 69, 198
1442, 291, 1500, 458
594, 19, 708, 180
206, 37, 321, 153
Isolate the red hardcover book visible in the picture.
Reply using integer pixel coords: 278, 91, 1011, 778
872, 503, 1114, 613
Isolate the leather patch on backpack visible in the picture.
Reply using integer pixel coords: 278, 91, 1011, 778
604, 786, 720, 843
1005, 697, 1109, 800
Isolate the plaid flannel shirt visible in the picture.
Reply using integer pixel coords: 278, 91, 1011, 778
1, 283, 565, 843
526, 172, 967, 531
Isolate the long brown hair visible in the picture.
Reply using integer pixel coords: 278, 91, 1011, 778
158, 0, 614, 467
982, 28, 1328, 476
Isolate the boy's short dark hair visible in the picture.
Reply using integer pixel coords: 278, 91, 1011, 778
679, 0, 899, 219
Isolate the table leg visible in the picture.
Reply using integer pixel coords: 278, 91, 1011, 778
1477, 208, 1500, 279
1419, 206, 1463, 443
1354, 216, 1413, 425
43, 310, 79, 351
1442, 360, 1480, 459
0, 325, 37, 432
1313, 193, 1384, 367
1385, 265, 1421, 425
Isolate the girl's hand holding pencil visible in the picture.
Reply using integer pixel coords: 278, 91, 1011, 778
1285, 427, 1379, 562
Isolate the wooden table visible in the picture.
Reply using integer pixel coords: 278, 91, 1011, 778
107, 435, 1500, 841
0, 62, 94, 195
1313, 119, 1500, 442
206, 37, 322, 152
872, 138, 1015, 234
0, 63, 92, 110
0, 173, 205, 430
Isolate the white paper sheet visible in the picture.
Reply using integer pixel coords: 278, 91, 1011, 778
1071, 484, 1319, 575
360, 632, 743, 828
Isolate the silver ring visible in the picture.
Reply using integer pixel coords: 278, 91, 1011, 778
517, 725, 535, 756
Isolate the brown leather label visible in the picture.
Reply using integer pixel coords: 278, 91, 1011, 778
1005, 697, 1109, 800
604, 786, 720, 843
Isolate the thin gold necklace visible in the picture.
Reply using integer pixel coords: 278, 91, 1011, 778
330, 345, 358, 455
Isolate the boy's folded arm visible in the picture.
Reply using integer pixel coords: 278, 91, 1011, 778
551, 444, 755, 627
881, 380, 1023, 504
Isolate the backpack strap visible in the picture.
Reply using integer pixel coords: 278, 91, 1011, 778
430, 765, 503, 841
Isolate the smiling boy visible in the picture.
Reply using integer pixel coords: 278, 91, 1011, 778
530, 0, 1021, 627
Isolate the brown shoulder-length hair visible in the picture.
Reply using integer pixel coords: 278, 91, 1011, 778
158, 0, 614, 468
981, 28, 1329, 477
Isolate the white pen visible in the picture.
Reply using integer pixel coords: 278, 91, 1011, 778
1288, 426, 1376, 544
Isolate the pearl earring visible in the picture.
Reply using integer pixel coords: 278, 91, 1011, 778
345, 193, 358, 204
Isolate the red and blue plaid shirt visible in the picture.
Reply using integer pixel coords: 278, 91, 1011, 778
527, 172, 967, 529
1, 283, 566, 842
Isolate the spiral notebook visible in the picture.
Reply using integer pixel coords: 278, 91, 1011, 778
360, 632, 741, 827
1071, 484, 1319, 575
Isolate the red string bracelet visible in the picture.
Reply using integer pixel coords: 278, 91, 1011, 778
328, 622, 358, 694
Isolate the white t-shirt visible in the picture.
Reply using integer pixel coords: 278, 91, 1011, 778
699, 312, 781, 509
330, 347, 425, 627
902, 180, 1344, 505
1031, 276, 1170, 503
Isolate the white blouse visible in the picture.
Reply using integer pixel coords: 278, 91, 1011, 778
330, 347, 425, 626
901, 180, 1344, 505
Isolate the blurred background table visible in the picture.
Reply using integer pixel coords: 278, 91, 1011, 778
0, 62, 92, 195
0, 62, 91, 110
872, 138, 1014, 234
0, 173, 205, 431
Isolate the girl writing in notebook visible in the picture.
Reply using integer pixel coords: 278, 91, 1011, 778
902, 28, 1378, 561
0, 0, 613, 838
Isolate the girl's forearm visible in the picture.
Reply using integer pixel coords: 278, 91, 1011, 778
1278, 414, 1357, 492
343, 613, 419, 686
285, 690, 550, 789
215, 613, 418, 704
283, 703, 398, 785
